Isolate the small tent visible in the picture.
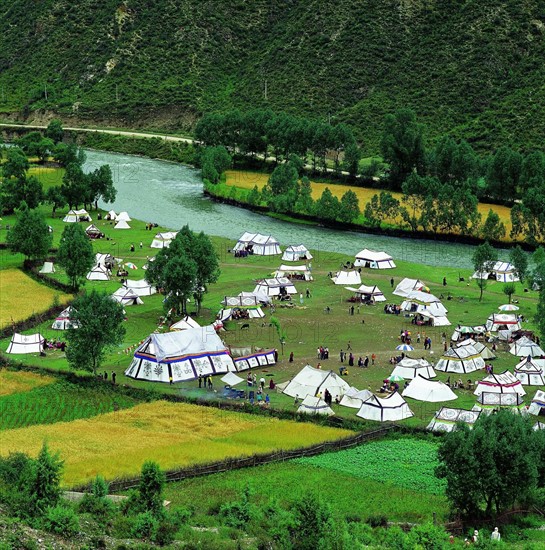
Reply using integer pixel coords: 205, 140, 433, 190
125, 326, 235, 383
435, 346, 485, 374
427, 407, 481, 432
528, 390, 545, 416
509, 336, 544, 358
85, 224, 104, 239
107, 210, 117, 221
282, 366, 351, 400
401, 291, 448, 316
534, 422, 545, 431
232, 349, 276, 371
331, 271, 361, 286
170, 315, 200, 331
474, 371, 526, 397
451, 325, 487, 342
237, 291, 271, 304
475, 392, 527, 414
356, 392, 413, 422
39, 261, 55, 274
273, 265, 313, 281
234, 232, 281, 256
354, 249, 396, 269
6, 333, 44, 354
390, 357, 436, 380
220, 296, 265, 321
402, 375, 457, 402
114, 219, 131, 229
253, 278, 297, 298
339, 387, 373, 408
297, 396, 335, 416
393, 278, 427, 298
123, 279, 156, 297
63, 209, 91, 223
514, 357, 545, 386
282, 245, 312, 262
472, 261, 519, 283
95, 253, 115, 270
344, 284, 386, 303
151, 231, 178, 249
116, 211, 131, 222
456, 338, 496, 360
86, 265, 111, 281
486, 313, 521, 332
112, 287, 143, 306
52, 306, 79, 330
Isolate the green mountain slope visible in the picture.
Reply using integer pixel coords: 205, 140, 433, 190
1, 0, 545, 153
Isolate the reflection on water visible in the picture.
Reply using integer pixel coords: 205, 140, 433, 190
87, 150, 511, 269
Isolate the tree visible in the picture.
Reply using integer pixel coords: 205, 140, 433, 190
481, 209, 506, 242
46, 186, 66, 217
247, 185, 261, 206
30, 442, 63, 516
343, 142, 361, 181
201, 146, 232, 183
380, 108, 425, 188
486, 146, 522, 201
509, 245, 529, 283
53, 143, 86, 167
294, 176, 314, 215
502, 282, 516, 304
7, 204, 52, 260
136, 461, 166, 519
1, 175, 43, 213
36, 138, 55, 163
15, 131, 43, 156
436, 410, 539, 516
265, 162, 299, 213
2, 147, 29, 180
519, 150, 545, 195
338, 190, 360, 223
57, 224, 95, 289
315, 187, 340, 222
60, 163, 89, 209
289, 494, 334, 550
472, 242, 497, 301
87, 164, 116, 210
45, 119, 64, 143
65, 290, 126, 374
536, 288, 545, 345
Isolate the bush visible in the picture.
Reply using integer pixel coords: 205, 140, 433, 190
367, 514, 388, 528
130, 511, 158, 540
406, 522, 448, 550
43, 504, 80, 537
219, 487, 259, 529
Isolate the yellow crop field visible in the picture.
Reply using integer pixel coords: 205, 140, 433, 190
0, 370, 54, 397
0, 401, 354, 487
0, 269, 71, 328
225, 170, 514, 240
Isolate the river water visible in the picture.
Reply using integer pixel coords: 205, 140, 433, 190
86, 149, 511, 270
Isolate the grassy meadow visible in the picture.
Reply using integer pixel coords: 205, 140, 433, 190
0, 369, 54, 397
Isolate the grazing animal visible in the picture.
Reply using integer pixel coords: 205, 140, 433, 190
240, 323, 250, 330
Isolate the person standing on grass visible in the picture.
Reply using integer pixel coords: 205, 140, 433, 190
490, 528, 500, 541
198, 375, 202, 388
112, 372, 116, 385
104, 371, 108, 381
265, 393, 270, 406
340, 349, 344, 363
347, 340, 352, 351
289, 351, 294, 362
364, 355, 369, 368
348, 353, 354, 367
260, 377, 265, 391
371, 353, 376, 365
390, 277, 394, 288
207, 375, 213, 389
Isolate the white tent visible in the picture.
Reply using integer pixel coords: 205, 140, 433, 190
220, 372, 245, 386
417, 310, 452, 327
435, 346, 485, 374
219, 307, 265, 322
170, 315, 200, 331
52, 306, 79, 330
474, 371, 526, 397
393, 278, 427, 298
344, 284, 386, 303
485, 313, 521, 332
475, 392, 527, 414
112, 287, 143, 306
339, 387, 373, 408
456, 338, 496, 360
237, 291, 271, 304
63, 209, 91, 223
402, 375, 457, 402
331, 271, 361, 286
472, 261, 519, 283
451, 325, 487, 342
509, 336, 544, 358
390, 357, 436, 379
282, 245, 313, 262
95, 253, 115, 269
356, 392, 413, 422
85, 224, 103, 238
401, 291, 448, 316
273, 265, 313, 281
528, 390, 545, 416
39, 261, 55, 274
427, 407, 481, 432
282, 366, 351, 400
234, 232, 281, 256
125, 326, 235, 383
151, 231, 178, 249
107, 210, 117, 221
86, 264, 111, 281
123, 279, 157, 297
514, 357, 545, 386
297, 396, 335, 416
116, 211, 131, 222
253, 278, 297, 298
114, 220, 131, 229
534, 422, 545, 431
231, 349, 276, 371
6, 333, 44, 354
220, 296, 266, 319
354, 249, 396, 269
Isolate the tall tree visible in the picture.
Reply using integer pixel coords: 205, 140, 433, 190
315, 187, 340, 222
265, 162, 299, 213
519, 150, 545, 195
509, 245, 529, 283
66, 290, 126, 374
343, 142, 361, 181
294, 176, 314, 215
30, 442, 63, 516
7, 204, 52, 260
472, 241, 498, 301
481, 209, 506, 241
1, 175, 43, 213
2, 147, 29, 180
87, 164, 116, 210
57, 224, 95, 289
45, 119, 64, 144
36, 138, 54, 164
338, 190, 360, 223
60, 163, 88, 209
536, 288, 545, 345
45, 186, 66, 218
486, 146, 522, 201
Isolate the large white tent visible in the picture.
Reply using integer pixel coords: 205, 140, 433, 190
354, 249, 396, 269
39, 261, 55, 274
63, 209, 91, 223
237, 291, 271, 304
356, 392, 413, 422
112, 287, 143, 306
125, 326, 235, 383
114, 219, 131, 229
116, 211, 132, 222
170, 315, 200, 331
456, 338, 496, 360
273, 265, 313, 281
52, 306, 79, 330
528, 390, 545, 416
339, 387, 373, 408
402, 375, 457, 402
331, 271, 361, 286
435, 346, 485, 374
401, 291, 447, 316
451, 325, 487, 342
6, 333, 44, 354
472, 261, 519, 283
151, 231, 178, 249
253, 278, 297, 298
297, 396, 335, 416
514, 357, 545, 386
344, 284, 386, 303
390, 357, 436, 380
475, 392, 527, 414
427, 407, 481, 432
123, 279, 156, 297
95, 253, 116, 270
86, 264, 111, 281
509, 337, 544, 358
474, 371, 526, 397
231, 349, 276, 371
485, 313, 521, 332
393, 278, 427, 298
234, 232, 281, 256
282, 245, 312, 262
282, 366, 351, 400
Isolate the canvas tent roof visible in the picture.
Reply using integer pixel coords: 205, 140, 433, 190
417, 310, 452, 326
282, 366, 351, 400
393, 278, 426, 298
116, 211, 131, 221
107, 210, 117, 220
344, 284, 386, 302
297, 396, 335, 416
356, 392, 413, 422
86, 264, 111, 281
476, 392, 526, 411
220, 372, 244, 386
85, 224, 102, 235
231, 349, 276, 371
63, 209, 91, 223
528, 390, 545, 416
456, 338, 496, 360
123, 279, 156, 297
390, 358, 436, 380
219, 307, 265, 322
253, 278, 297, 297
402, 375, 457, 402
486, 313, 521, 332
354, 249, 396, 269
151, 231, 178, 248
509, 336, 544, 358
435, 345, 485, 374
451, 325, 487, 342
339, 387, 373, 408
331, 270, 361, 286
95, 253, 115, 268
238, 291, 271, 304
114, 219, 131, 229
427, 407, 482, 432
112, 287, 143, 305
534, 422, 545, 430
472, 261, 519, 283
514, 357, 545, 386
6, 333, 44, 354
52, 306, 79, 330
170, 316, 200, 331
273, 265, 313, 280
222, 296, 261, 307
234, 232, 281, 256
474, 371, 526, 397
282, 245, 312, 262
39, 261, 55, 274
125, 326, 235, 383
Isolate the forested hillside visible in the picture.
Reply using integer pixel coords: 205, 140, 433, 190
2, 0, 545, 153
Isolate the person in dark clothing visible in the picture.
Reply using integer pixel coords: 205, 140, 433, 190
364, 356, 369, 368
443, 277, 447, 286
198, 376, 202, 388
104, 371, 108, 381
112, 372, 116, 385
390, 278, 394, 288
348, 353, 354, 367
289, 351, 294, 363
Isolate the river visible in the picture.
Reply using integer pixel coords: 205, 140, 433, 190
85, 149, 511, 270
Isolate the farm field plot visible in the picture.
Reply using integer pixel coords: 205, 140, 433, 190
0, 400, 354, 487
0, 369, 54, 397
0, 269, 71, 329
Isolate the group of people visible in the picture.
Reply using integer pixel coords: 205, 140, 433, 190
100, 371, 117, 384
317, 346, 330, 360
316, 388, 334, 406
145, 222, 159, 230
231, 308, 250, 320
384, 304, 402, 315
233, 249, 251, 258
378, 379, 399, 393
43, 338, 66, 352
198, 375, 214, 389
